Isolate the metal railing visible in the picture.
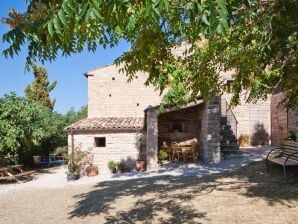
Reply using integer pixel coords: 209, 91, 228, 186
221, 98, 238, 141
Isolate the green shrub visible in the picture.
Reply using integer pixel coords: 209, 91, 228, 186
158, 150, 168, 162
54, 146, 69, 160
287, 132, 297, 141
108, 160, 118, 169
67, 150, 89, 178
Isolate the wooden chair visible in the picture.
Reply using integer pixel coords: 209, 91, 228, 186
172, 142, 183, 162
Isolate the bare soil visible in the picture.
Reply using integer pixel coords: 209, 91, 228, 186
0, 161, 297, 224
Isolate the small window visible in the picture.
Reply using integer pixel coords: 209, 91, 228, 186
169, 121, 186, 132
112, 77, 115, 80
226, 80, 233, 93
95, 137, 106, 147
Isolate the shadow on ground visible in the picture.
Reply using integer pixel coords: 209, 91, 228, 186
68, 161, 298, 223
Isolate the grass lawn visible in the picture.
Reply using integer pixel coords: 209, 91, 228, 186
0, 161, 297, 224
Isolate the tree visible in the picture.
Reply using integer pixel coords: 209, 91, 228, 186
0, 93, 54, 165
25, 63, 57, 110
64, 105, 88, 124
1, 0, 297, 108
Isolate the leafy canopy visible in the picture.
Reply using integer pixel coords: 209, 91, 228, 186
0, 92, 88, 166
1, 0, 298, 108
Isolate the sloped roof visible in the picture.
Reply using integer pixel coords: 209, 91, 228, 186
65, 117, 144, 133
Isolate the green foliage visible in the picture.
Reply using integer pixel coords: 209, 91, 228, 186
158, 150, 168, 162
54, 146, 69, 160
0, 92, 87, 166
1, 0, 298, 108
64, 105, 88, 124
25, 63, 57, 110
287, 132, 297, 141
108, 160, 118, 170
0, 93, 52, 165
67, 149, 89, 176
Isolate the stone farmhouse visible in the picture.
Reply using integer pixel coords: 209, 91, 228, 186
64, 59, 298, 173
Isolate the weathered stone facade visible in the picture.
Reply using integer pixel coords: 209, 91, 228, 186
86, 65, 161, 118
203, 97, 221, 162
66, 63, 284, 171
271, 93, 298, 146
222, 93, 271, 146
146, 108, 158, 171
68, 131, 140, 173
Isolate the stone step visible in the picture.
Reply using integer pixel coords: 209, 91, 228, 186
221, 145, 240, 151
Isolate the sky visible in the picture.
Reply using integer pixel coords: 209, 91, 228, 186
0, 1, 130, 114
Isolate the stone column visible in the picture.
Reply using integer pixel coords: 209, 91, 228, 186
204, 97, 221, 163
146, 108, 159, 171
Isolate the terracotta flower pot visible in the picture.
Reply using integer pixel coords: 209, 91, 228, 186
136, 160, 146, 172
87, 168, 98, 177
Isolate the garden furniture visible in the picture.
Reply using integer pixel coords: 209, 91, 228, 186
266, 141, 298, 183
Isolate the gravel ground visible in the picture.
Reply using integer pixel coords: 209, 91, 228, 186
0, 147, 270, 193
1, 147, 297, 224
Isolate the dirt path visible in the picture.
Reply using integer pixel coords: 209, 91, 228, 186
0, 161, 297, 224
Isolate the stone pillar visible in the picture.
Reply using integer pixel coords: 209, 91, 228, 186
146, 108, 159, 171
204, 97, 221, 163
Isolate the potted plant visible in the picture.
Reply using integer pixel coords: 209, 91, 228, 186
135, 133, 146, 172
66, 149, 89, 181
239, 134, 250, 147
158, 150, 168, 165
67, 161, 79, 181
108, 160, 118, 174
86, 165, 99, 177
287, 132, 297, 141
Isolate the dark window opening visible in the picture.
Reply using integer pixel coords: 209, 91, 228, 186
169, 121, 186, 132
109, 94, 112, 97
95, 137, 106, 147
112, 77, 115, 80
226, 80, 233, 93
136, 103, 140, 106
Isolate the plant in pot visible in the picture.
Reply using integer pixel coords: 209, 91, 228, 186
66, 149, 89, 181
108, 160, 118, 174
86, 165, 99, 176
287, 132, 297, 141
158, 150, 168, 165
67, 161, 79, 181
135, 133, 146, 172
239, 134, 250, 147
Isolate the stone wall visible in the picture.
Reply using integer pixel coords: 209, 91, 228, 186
203, 97, 221, 163
288, 109, 298, 137
158, 105, 202, 143
87, 65, 161, 118
271, 93, 298, 146
158, 104, 205, 158
222, 93, 271, 145
271, 93, 288, 146
68, 131, 139, 173
146, 109, 158, 171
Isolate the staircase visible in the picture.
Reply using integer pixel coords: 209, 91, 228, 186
220, 99, 239, 156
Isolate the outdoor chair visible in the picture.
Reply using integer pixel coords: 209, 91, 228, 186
172, 142, 183, 162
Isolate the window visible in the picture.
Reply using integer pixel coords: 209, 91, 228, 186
169, 121, 186, 132
226, 80, 233, 93
94, 137, 106, 147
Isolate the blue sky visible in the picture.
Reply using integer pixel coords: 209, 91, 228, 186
0, 1, 130, 114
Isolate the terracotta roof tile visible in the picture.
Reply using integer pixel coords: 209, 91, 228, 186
65, 117, 144, 132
